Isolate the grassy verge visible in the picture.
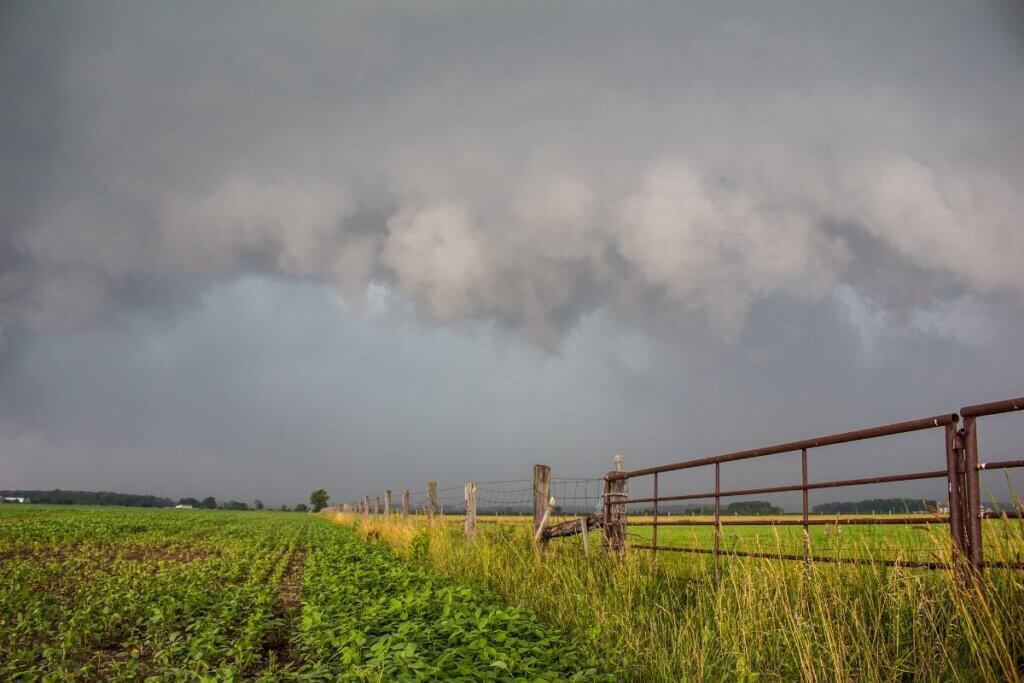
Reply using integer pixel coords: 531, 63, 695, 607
339, 512, 1024, 682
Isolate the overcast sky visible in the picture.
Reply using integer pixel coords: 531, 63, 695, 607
2, 1, 1023, 508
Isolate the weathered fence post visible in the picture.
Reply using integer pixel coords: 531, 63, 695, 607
602, 454, 626, 553
385, 490, 392, 516
533, 464, 551, 551
363, 496, 370, 515
402, 488, 409, 518
580, 516, 589, 555
372, 496, 378, 515
427, 481, 437, 524
533, 496, 556, 547
465, 482, 477, 540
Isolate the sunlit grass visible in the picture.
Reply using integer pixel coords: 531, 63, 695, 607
334, 510, 1024, 681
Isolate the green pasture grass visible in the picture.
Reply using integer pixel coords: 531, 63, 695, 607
349, 507, 1024, 682
423, 511, 1023, 565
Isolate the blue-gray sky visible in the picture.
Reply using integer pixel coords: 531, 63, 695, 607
1, 1, 1022, 508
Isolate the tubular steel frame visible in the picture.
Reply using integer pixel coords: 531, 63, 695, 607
604, 397, 1024, 576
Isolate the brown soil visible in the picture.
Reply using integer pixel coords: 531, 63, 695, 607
256, 545, 307, 672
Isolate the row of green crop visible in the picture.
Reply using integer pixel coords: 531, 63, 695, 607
0, 507, 308, 680
1, 506, 610, 681
288, 522, 611, 681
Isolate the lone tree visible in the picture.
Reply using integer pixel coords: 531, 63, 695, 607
295, 503, 309, 512
200, 496, 217, 509
253, 499, 264, 510
309, 489, 329, 512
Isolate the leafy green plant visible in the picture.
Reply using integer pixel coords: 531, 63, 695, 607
0, 505, 607, 681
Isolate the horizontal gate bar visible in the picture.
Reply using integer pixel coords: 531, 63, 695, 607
960, 397, 1024, 418
641, 515, 949, 526
979, 458, 1024, 471
625, 469, 948, 505
617, 414, 958, 479
630, 544, 951, 569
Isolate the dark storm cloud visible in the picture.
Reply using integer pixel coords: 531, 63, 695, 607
0, 1, 1022, 503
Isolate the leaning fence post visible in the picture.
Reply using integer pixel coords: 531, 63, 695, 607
364, 496, 370, 516
427, 481, 437, 524
402, 488, 409, 518
465, 482, 477, 540
385, 490, 392, 516
602, 454, 626, 553
580, 516, 589, 555
533, 464, 551, 551
533, 496, 556, 547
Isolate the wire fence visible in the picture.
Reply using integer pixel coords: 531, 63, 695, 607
338, 395, 1024, 582
341, 474, 604, 529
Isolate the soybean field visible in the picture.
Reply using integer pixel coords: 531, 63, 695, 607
0, 505, 607, 681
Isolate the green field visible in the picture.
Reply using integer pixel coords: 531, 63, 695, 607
623, 515, 1023, 565
458, 512, 1023, 565
0, 505, 606, 680
4, 505, 1023, 681
356, 511, 1024, 681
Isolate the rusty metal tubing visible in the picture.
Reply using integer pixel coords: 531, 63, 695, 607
714, 463, 721, 577
963, 419, 984, 570
643, 516, 950, 526
624, 468, 949, 505
630, 545, 952, 569
985, 560, 1024, 570
945, 423, 967, 567
802, 447, 809, 562
615, 413, 958, 480
652, 473, 658, 556
960, 397, 1024, 418
978, 459, 1024, 470
981, 511, 1023, 519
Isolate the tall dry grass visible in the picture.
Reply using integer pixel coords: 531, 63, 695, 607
329, 511, 1024, 681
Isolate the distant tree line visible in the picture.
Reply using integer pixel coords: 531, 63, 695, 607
637, 501, 785, 516
1, 490, 312, 512
812, 498, 937, 514
2, 490, 175, 507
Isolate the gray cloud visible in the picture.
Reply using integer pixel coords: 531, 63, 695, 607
1, 1, 1022, 503
3, 0, 1023, 344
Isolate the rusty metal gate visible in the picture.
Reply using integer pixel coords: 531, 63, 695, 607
603, 397, 1024, 576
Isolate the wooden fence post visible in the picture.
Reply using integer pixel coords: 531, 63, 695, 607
533, 496, 556, 546
602, 454, 626, 553
465, 482, 477, 540
427, 481, 437, 523
533, 464, 551, 551
363, 496, 370, 515
402, 488, 409, 518
580, 517, 589, 554
373, 496, 379, 515
385, 490, 392, 516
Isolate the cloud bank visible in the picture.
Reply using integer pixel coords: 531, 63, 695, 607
2, 1, 1022, 350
